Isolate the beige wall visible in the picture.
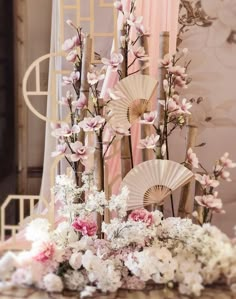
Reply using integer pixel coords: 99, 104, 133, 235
15, 0, 52, 195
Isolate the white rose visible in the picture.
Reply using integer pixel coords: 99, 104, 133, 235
69, 252, 82, 270
43, 273, 63, 293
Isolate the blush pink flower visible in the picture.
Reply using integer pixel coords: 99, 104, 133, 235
66, 50, 77, 62
70, 141, 93, 163
32, 241, 55, 263
79, 116, 105, 132
52, 123, 72, 138
140, 111, 157, 125
137, 134, 160, 150
219, 152, 236, 168
62, 71, 80, 85
195, 192, 224, 213
51, 143, 67, 157
87, 71, 105, 85
195, 174, 219, 188
101, 53, 123, 71
59, 91, 73, 106
131, 46, 149, 61
128, 209, 154, 226
62, 38, 75, 51
114, 0, 123, 11
159, 53, 173, 68
186, 148, 199, 168
72, 217, 97, 236
72, 94, 88, 110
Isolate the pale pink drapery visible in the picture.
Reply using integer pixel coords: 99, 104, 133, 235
103, 0, 180, 195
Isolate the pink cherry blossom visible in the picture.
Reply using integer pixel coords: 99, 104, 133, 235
129, 209, 154, 227
220, 170, 231, 182
52, 123, 72, 138
33, 241, 55, 263
62, 38, 75, 52
219, 152, 236, 168
70, 141, 92, 163
131, 46, 149, 61
62, 71, 80, 85
137, 134, 160, 150
195, 192, 224, 213
135, 22, 147, 35
51, 143, 67, 157
186, 148, 199, 168
66, 19, 77, 29
179, 98, 192, 114
72, 217, 97, 236
59, 91, 73, 106
66, 50, 77, 62
140, 111, 157, 125
126, 12, 143, 27
87, 70, 105, 85
72, 94, 88, 110
79, 116, 105, 132
159, 53, 173, 68
101, 53, 123, 71
114, 1, 123, 11
195, 174, 219, 188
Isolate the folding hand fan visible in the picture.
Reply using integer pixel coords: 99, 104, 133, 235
121, 159, 194, 210
109, 74, 158, 129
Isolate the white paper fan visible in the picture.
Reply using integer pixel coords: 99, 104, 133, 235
121, 159, 194, 210
109, 74, 158, 129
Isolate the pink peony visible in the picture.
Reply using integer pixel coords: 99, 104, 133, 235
33, 241, 55, 263
128, 209, 154, 226
72, 218, 97, 236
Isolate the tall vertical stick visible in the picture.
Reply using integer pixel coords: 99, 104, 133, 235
157, 32, 169, 127
139, 35, 153, 162
178, 120, 198, 218
118, 29, 133, 178
77, 35, 92, 188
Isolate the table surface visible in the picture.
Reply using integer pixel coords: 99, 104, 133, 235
0, 286, 235, 299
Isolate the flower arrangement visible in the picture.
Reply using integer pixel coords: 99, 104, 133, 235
0, 0, 236, 297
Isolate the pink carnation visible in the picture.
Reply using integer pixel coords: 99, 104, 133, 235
128, 208, 154, 226
33, 241, 55, 263
72, 217, 97, 236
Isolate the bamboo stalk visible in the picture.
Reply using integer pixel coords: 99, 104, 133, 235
178, 120, 198, 218
118, 29, 133, 178
157, 31, 169, 127
76, 35, 93, 187
139, 35, 153, 162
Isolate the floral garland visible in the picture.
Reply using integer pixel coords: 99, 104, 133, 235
0, 0, 236, 297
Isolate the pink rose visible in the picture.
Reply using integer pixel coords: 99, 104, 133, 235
128, 209, 154, 226
33, 241, 55, 263
72, 218, 97, 236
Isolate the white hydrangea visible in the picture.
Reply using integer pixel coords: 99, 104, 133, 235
25, 218, 51, 242
43, 273, 63, 293
85, 190, 108, 215
102, 219, 156, 250
125, 246, 176, 283
108, 186, 129, 218
51, 221, 78, 248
